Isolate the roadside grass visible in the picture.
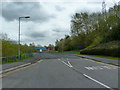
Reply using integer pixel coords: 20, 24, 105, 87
53, 50, 80, 54
80, 41, 120, 58
53, 50, 120, 60
2, 56, 33, 64
63, 50, 80, 54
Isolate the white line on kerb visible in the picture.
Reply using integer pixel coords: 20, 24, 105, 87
83, 74, 113, 89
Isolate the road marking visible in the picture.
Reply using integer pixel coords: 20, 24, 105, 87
68, 61, 73, 67
84, 59, 95, 62
83, 74, 113, 90
0, 60, 43, 77
61, 61, 73, 67
85, 67, 95, 70
58, 58, 114, 89
84, 58, 120, 68
58, 59, 61, 61
85, 66, 117, 70
96, 61, 120, 68
58, 58, 73, 68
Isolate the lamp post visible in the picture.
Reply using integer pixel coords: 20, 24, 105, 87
18, 16, 30, 59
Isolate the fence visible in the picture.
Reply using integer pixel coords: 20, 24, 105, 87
0, 53, 33, 63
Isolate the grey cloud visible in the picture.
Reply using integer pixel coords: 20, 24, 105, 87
55, 6, 65, 11
52, 28, 68, 33
52, 29, 61, 32
2, 2, 55, 22
21, 38, 44, 43
25, 31, 46, 39
87, 1, 102, 4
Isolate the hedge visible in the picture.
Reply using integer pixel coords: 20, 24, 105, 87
80, 41, 120, 57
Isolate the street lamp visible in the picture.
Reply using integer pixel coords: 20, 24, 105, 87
18, 16, 30, 59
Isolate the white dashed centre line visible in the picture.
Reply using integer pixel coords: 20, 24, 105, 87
83, 74, 113, 90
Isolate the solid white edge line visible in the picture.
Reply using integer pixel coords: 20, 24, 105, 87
83, 74, 112, 89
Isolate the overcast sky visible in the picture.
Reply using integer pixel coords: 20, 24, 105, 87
1, 0, 119, 46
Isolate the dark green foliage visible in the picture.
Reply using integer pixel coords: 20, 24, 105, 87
102, 24, 120, 43
55, 4, 120, 57
80, 41, 120, 57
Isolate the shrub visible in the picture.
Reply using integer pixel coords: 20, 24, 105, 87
80, 41, 120, 57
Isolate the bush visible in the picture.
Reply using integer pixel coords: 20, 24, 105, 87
102, 26, 120, 43
80, 41, 120, 57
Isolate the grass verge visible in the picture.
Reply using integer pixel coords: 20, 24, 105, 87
53, 50, 80, 54
62, 50, 80, 54
2, 56, 33, 64
53, 50, 120, 60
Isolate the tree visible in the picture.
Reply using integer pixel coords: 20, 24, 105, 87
55, 4, 120, 52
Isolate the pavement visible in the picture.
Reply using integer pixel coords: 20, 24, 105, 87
2, 52, 119, 89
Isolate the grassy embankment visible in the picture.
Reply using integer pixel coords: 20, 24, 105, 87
2, 53, 33, 64
55, 41, 120, 60
53, 50, 79, 54
80, 41, 120, 60
2, 56, 33, 64
55, 50, 120, 60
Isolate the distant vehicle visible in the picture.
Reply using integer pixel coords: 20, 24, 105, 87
40, 49, 42, 53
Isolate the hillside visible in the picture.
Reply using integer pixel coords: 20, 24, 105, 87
80, 41, 120, 57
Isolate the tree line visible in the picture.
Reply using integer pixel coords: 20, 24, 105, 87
1, 33, 36, 57
55, 3, 120, 53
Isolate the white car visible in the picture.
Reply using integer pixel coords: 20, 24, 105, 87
40, 49, 42, 53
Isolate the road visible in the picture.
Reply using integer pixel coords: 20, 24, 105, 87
2, 52, 119, 89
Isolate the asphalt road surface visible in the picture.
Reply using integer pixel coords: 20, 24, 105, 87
2, 52, 119, 89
